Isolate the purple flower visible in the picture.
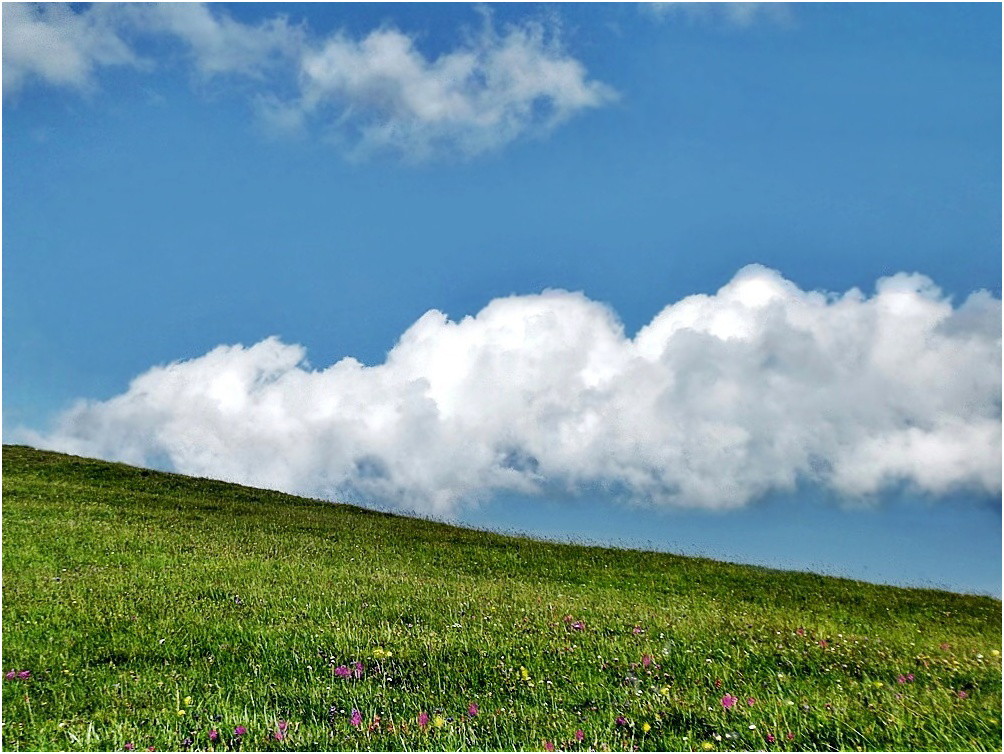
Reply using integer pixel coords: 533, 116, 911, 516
350, 709, 363, 728
208, 730, 219, 742
575, 729, 585, 742
746, 697, 755, 707
615, 716, 628, 727
4, 670, 15, 681
957, 690, 969, 699
641, 655, 652, 668
632, 626, 644, 635
180, 737, 193, 749
234, 726, 247, 737
353, 661, 365, 679
897, 675, 907, 684
334, 665, 350, 678
721, 694, 738, 709
765, 734, 776, 744
468, 703, 479, 717
418, 712, 429, 729
124, 744, 136, 752
906, 673, 914, 682
273, 732, 285, 741
278, 720, 289, 732
17, 670, 30, 680
544, 741, 555, 752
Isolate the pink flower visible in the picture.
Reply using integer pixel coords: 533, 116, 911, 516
468, 703, 479, 717
721, 694, 738, 709
208, 730, 219, 742
17, 670, 30, 680
818, 640, 828, 648
544, 741, 555, 752
765, 734, 776, 744
234, 726, 247, 737
334, 665, 350, 678
353, 661, 364, 679
641, 655, 652, 668
278, 720, 289, 732
786, 732, 795, 741
4, 670, 15, 681
897, 675, 907, 684
575, 729, 584, 741
632, 626, 644, 635
570, 621, 585, 631
418, 712, 429, 729
906, 673, 914, 682
746, 697, 755, 707
957, 690, 969, 699
273, 731, 285, 741
350, 709, 363, 727
796, 627, 805, 636
147, 748, 156, 752
124, 745, 136, 752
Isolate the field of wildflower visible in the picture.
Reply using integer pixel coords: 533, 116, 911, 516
2, 445, 1001, 752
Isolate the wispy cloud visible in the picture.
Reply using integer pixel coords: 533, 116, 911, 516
2, 3, 613, 160
644, 3, 793, 28
25, 266, 1002, 514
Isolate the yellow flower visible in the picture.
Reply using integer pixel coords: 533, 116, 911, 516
659, 686, 670, 696
372, 647, 392, 660
433, 715, 445, 728
519, 666, 530, 681
642, 723, 651, 733
176, 709, 186, 717
991, 650, 1000, 657
701, 742, 715, 751
183, 696, 193, 707
872, 682, 884, 688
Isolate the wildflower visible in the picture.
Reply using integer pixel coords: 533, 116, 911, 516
632, 626, 644, 635
181, 737, 193, 749
701, 743, 714, 751
273, 732, 285, 741
897, 675, 907, 684
616, 716, 628, 726
17, 670, 30, 680
544, 741, 555, 752
208, 730, 219, 742
786, 732, 795, 741
765, 734, 776, 744
278, 720, 289, 732
183, 696, 192, 706
571, 621, 585, 631
796, 628, 805, 636
177, 710, 186, 717
234, 725, 247, 736
714, 679, 722, 689
721, 694, 738, 709
125, 744, 136, 751
334, 665, 350, 678
433, 714, 445, 728
468, 703, 479, 717
940, 643, 951, 651
819, 640, 828, 648
367, 715, 381, 733
641, 723, 651, 733
520, 666, 531, 681
957, 691, 969, 699
418, 712, 429, 729
147, 748, 156, 752
353, 661, 365, 679
906, 673, 914, 682
575, 729, 585, 741
350, 710, 363, 728
746, 697, 755, 707
4, 670, 15, 681
641, 655, 652, 668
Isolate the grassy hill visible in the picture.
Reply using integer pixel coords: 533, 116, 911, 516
2, 445, 1000, 752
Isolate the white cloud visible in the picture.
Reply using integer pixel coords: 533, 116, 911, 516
26, 266, 1002, 514
645, 3, 793, 28
294, 20, 616, 159
2, 3, 138, 96
3, 3, 614, 158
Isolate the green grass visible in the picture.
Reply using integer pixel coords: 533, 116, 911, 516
2, 445, 1000, 752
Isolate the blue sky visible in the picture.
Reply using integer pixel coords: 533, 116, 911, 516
4, 2, 1001, 596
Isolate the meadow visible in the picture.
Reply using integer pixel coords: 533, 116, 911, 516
2, 445, 1001, 752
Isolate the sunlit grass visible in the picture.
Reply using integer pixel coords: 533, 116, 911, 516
2, 445, 1000, 751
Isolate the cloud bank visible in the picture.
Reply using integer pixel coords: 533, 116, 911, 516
27, 266, 1002, 514
2, 3, 612, 159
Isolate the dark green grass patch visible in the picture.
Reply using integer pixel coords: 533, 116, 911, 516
2, 445, 1001, 751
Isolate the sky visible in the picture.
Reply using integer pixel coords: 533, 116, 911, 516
3, 2, 1001, 596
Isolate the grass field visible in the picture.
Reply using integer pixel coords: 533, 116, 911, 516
1, 445, 1001, 752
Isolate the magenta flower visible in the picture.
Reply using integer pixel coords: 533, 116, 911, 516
819, 640, 828, 648
278, 720, 289, 732
641, 654, 652, 668
353, 661, 364, 679
234, 726, 247, 737
897, 675, 907, 684
796, 627, 805, 636
17, 670, 30, 680
615, 716, 628, 726
721, 694, 738, 709
571, 621, 585, 631
575, 729, 585, 742
3, 670, 15, 681
273, 731, 285, 741
957, 690, 969, 699
468, 703, 479, 717
632, 626, 644, 635
350, 709, 363, 727
544, 741, 555, 752
418, 712, 429, 729
765, 734, 776, 744
786, 732, 795, 741
208, 730, 219, 742
334, 665, 350, 678
746, 697, 755, 707
124, 744, 136, 752
906, 673, 914, 682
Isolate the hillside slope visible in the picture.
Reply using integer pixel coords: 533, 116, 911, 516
2, 445, 1001, 752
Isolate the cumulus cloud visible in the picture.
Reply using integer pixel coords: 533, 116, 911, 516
3, 3, 613, 158
26, 266, 1002, 514
2, 3, 138, 96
